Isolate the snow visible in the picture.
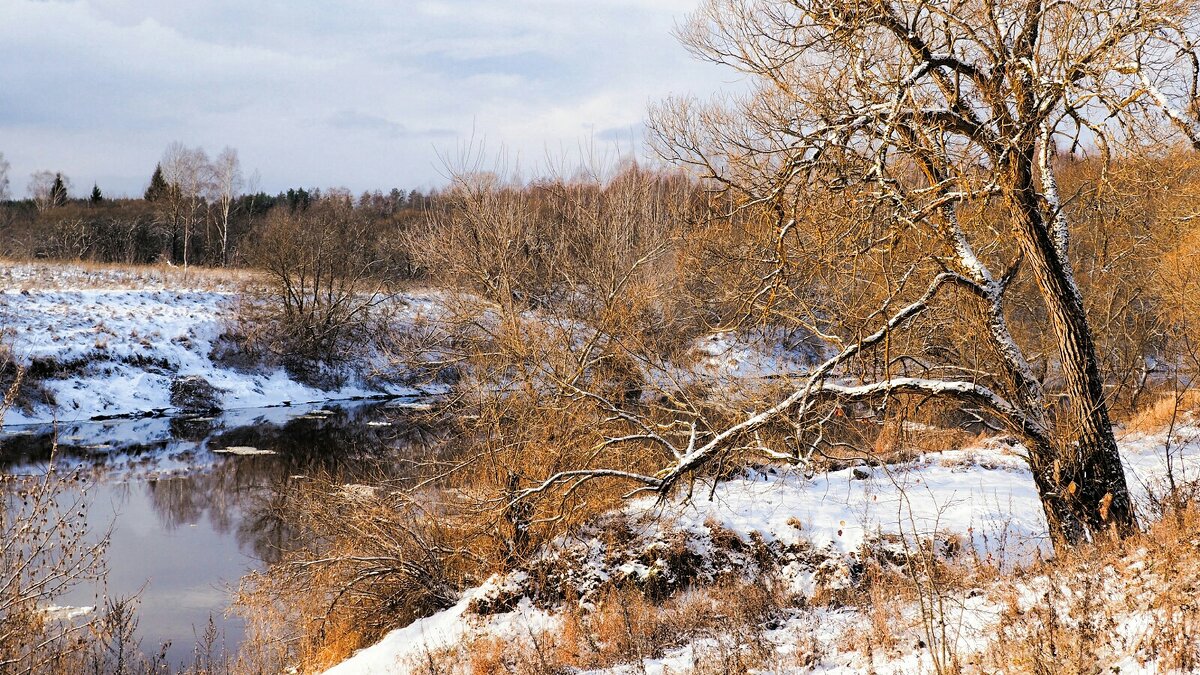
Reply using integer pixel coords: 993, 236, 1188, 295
325, 423, 1200, 674
213, 446, 275, 456
0, 262, 446, 424
684, 327, 827, 381
323, 579, 556, 675
322, 592, 474, 675
643, 446, 1048, 574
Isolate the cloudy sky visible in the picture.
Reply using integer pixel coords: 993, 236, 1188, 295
0, 0, 736, 198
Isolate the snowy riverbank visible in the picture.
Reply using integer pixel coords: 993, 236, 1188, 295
0, 261, 440, 425
325, 424, 1200, 674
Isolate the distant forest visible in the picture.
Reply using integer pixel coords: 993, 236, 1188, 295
0, 144, 432, 273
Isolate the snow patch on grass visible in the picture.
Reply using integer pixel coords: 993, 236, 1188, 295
213, 446, 274, 456
325, 425, 1200, 674
323, 577, 556, 675
687, 326, 828, 380
0, 263, 447, 424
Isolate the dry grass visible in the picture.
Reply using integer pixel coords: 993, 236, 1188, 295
981, 506, 1200, 673
0, 257, 259, 293
1122, 389, 1200, 434
439, 578, 788, 674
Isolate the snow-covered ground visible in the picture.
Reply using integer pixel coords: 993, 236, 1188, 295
0, 261, 442, 424
325, 423, 1200, 674
686, 326, 828, 381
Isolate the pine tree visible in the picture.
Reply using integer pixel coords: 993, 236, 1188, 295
90, 184, 103, 204
145, 164, 168, 202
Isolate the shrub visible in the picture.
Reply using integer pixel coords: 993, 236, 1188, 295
241, 197, 398, 367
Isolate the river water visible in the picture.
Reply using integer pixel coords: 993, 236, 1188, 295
0, 399, 439, 667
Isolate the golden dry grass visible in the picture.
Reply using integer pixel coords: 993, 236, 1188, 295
0, 257, 261, 293
1122, 389, 1200, 434
446, 579, 785, 675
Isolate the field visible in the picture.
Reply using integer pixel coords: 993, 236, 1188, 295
0, 259, 437, 425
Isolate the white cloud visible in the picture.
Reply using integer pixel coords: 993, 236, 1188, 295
0, 0, 731, 196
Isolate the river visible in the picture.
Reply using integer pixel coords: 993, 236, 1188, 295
0, 398, 439, 668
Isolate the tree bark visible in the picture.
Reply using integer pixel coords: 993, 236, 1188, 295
1006, 151, 1136, 544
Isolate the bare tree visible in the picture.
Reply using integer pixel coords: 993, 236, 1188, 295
160, 142, 213, 267
0, 153, 10, 201
621, 0, 1200, 546
210, 147, 244, 267
243, 195, 394, 365
26, 172, 70, 212
419, 0, 1200, 549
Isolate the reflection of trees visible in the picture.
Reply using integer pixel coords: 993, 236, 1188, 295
142, 458, 281, 560
139, 404, 450, 565
235, 474, 300, 564
1, 403, 453, 567
0, 431, 171, 473
144, 471, 238, 533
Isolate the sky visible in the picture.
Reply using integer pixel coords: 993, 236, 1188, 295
0, 0, 736, 198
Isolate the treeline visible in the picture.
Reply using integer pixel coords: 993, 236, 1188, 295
11, 143, 1200, 427
0, 144, 434, 271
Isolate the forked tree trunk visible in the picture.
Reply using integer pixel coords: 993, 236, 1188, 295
1007, 153, 1136, 545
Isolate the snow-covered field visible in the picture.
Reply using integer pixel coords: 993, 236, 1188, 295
326, 423, 1200, 674
0, 261, 440, 425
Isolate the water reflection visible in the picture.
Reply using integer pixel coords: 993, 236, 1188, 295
0, 399, 442, 667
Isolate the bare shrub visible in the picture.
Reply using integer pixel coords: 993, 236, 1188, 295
239, 196, 398, 370
410, 161, 699, 353
0, 466, 108, 674
234, 470, 480, 672
0, 368, 110, 673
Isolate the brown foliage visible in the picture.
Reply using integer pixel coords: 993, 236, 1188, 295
239, 197, 400, 367
451, 578, 786, 674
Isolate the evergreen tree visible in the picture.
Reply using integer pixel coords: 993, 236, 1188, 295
49, 173, 68, 207
144, 164, 168, 202
284, 187, 312, 211
90, 183, 103, 204
0, 152, 10, 201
